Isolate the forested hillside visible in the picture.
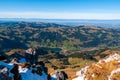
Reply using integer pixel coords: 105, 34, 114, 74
0, 21, 120, 51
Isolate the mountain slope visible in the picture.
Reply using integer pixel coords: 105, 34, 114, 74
0, 60, 55, 80
73, 53, 120, 80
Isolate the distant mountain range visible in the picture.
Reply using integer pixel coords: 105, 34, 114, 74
0, 21, 120, 51
0, 18, 120, 28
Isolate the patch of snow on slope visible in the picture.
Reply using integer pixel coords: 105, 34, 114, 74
0, 61, 13, 69
19, 58, 27, 63
76, 66, 89, 77
19, 66, 28, 73
108, 68, 120, 80
20, 70, 48, 80
104, 53, 120, 62
0, 61, 55, 80
72, 66, 89, 80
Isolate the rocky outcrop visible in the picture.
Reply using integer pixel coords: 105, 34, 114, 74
0, 60, 52, 80
0, 66, 10, 80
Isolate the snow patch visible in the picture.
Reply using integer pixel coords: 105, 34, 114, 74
0, 61, 55, 80
73, 66, 89, 80
19, 58, 27, 63
0, 61, 13, 69
91, 74, 95, 78
104, 53, 120, 62
76, 66, 89, 77
108, 68, 120, 80
19, 66, 28, 73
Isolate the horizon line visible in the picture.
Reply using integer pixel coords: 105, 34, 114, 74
0, 12, 120, 20
0, 18, 120, 20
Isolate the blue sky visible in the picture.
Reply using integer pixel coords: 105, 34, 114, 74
0, 0, 120, 19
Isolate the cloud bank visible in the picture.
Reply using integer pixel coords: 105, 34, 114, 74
0, 12, 120, 19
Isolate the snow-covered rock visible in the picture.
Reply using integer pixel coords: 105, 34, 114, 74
76, 66, 89, 77
0, 61, 56, 80
103, 53, 120, 62
72, 66, 89, 80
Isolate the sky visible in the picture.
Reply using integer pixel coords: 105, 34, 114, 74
0, 0, 120, 19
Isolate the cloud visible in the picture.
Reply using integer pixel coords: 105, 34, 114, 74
0, 12, 120, 19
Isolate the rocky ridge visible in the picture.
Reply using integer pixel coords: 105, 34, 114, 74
73, 53, 120, 80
